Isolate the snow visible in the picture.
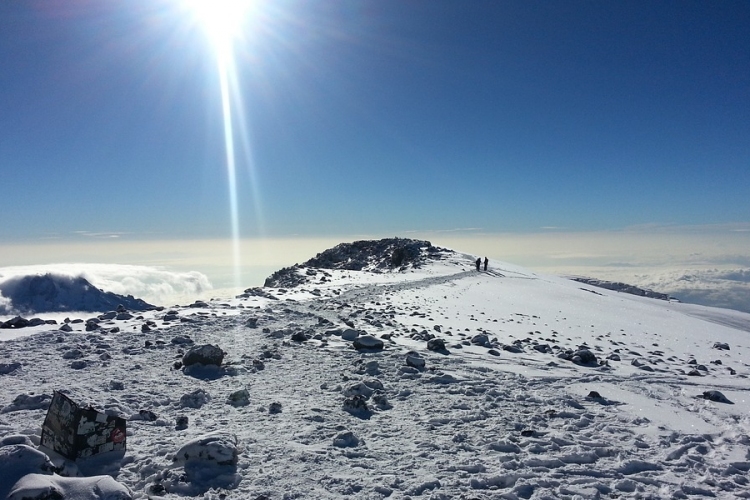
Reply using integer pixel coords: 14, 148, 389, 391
1, 249, 750, 499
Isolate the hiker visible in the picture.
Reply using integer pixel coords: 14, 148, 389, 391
484, 257, 488, 271
475, 258, 481, 271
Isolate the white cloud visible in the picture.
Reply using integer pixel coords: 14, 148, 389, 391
0, 264, 213, 307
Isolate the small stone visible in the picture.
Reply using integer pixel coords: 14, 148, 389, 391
175, 416, 189, 430
269, 402, 282, 414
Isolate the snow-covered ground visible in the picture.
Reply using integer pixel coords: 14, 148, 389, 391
1, 247, 749, 499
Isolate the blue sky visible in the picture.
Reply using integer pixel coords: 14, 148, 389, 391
1, 0, 749, 242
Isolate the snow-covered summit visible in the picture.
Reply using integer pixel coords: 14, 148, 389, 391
263, 238, 449, 287
1, 239, 750, 499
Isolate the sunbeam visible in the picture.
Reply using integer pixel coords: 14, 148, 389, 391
183, 0, 257, 290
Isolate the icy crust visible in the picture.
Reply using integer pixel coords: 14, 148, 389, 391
0, 252, 749, 498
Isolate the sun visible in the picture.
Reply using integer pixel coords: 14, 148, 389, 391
183, 0, 254, 50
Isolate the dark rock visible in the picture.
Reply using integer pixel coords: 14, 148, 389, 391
427, 338, 446, 352
175, 416, 188, 430
182, 344, 224, 367
0, 362, 22, 375
487, 349, 500, 356
171, 335, 194, 345
406, 353, 425, 369
269, 402, 282, 414
587, 391, 602, 399
701, 390, 733, 404
343, 395, 371, 416
227, 389, 250, 407
1, 316, 29, 329
62, 349, 84, 360
135, 409, 158, 421
471, 334, 489, 346
291, 330, 308, 342
353, 335, 384, 350
713, 342, 730, 351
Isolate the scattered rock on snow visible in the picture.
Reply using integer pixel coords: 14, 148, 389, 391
343, 395, 371, 417
1, 393, 52, 413
701, 390, 733, 404
227, 388, 250, 407
0, 362, 22, 375
405, 353, 426, 370
182, 344, 224, 367
268, 402, 282, 414
173, 431, 239, 468
713, 342, 730, 351
427, 338, 447, 352
180, 389, 211, 409
332, 431, 362, 448
352, 335, 384, 350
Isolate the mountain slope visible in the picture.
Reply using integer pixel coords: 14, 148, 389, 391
0, 240, 749, 499
0, 274, 153, 315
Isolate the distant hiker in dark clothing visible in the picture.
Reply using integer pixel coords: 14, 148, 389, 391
475, 258, 481, 271
484, 257, 488, 271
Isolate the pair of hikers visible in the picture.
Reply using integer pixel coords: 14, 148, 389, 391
475, 257, 488, 272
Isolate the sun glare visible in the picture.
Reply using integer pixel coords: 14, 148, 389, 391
183, 0, 258, 291
184, 0, 254, 49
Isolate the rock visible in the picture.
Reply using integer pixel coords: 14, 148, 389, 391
427, 338, 446, 352
245, 317, 258, 328
180, 389, 211, 409
713, 342, 730, 351
70, 360, 87, 370
343, 382, 374, 399
175, 416, 189, 430
173, 431, 239, 469
227, 389, 250, 407
134, 409, 158, 421
341, 328, 360, 341
109, 380, 124, 390
59, 323, 73, 332
343, 395, 371, 416
27, 318, 46, 327
701, 390, 733, 404
471, 334, 489, 346
333, 431, 362, 448
0, 362, 22, 375
487, 349, 500, 356
62, 349, 84, 360
290, 330, 308, 342
406, 353, 426, 370
0, 316, 29, 329
171, 335, 194, 345
269, 402, 282, 414
182, 344, 224, 367
353, 335, 384, 350
502, 344, 524, 354
587, 391, 602, 399
533, 344, 551, 353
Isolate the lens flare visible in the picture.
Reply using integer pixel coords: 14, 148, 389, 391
184, 0, 256, 290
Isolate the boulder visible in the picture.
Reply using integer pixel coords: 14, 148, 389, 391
353, 335, 384, 350
182, 344, 224, 367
